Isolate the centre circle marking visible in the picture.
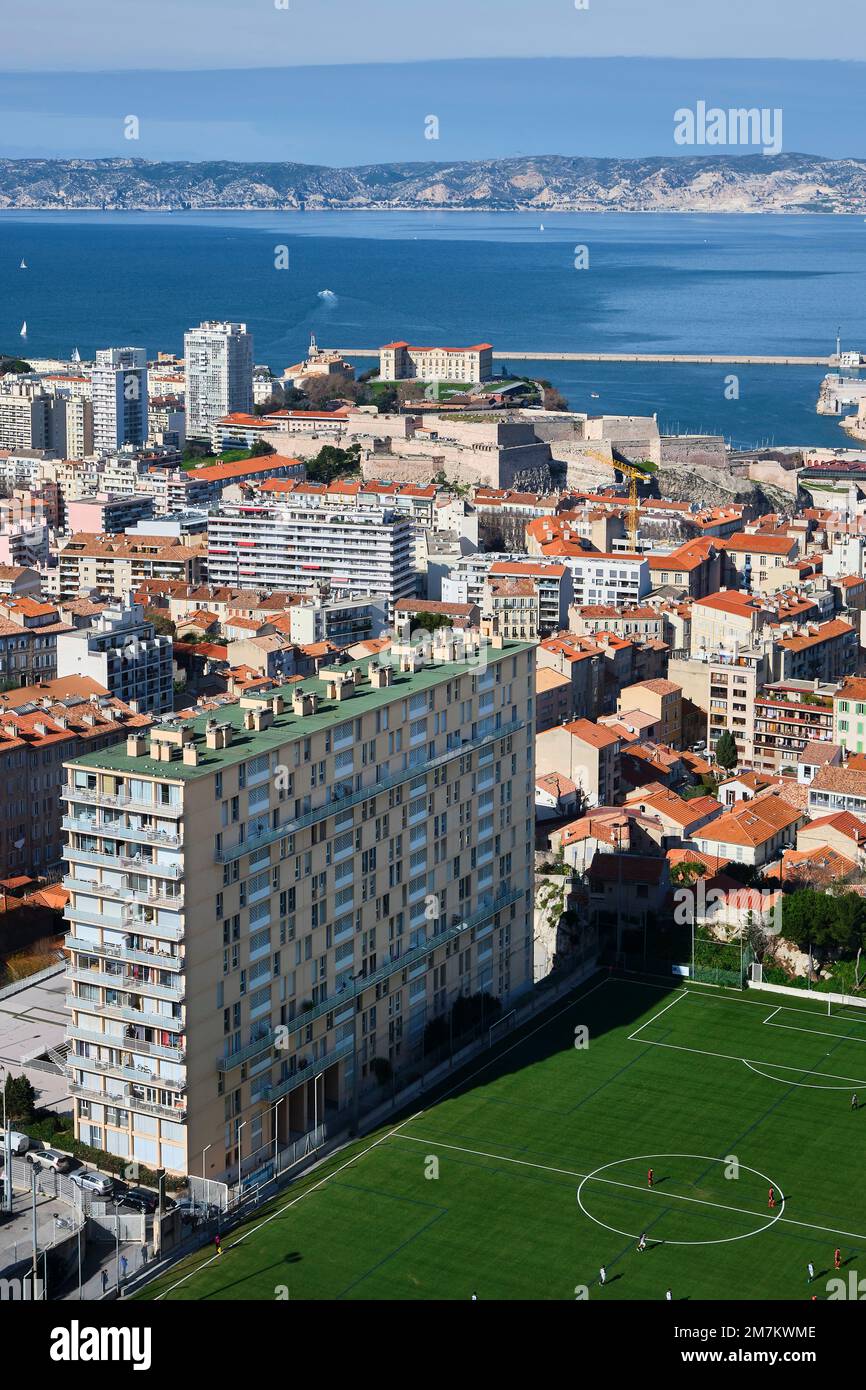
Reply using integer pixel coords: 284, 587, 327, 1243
576, 1152, 785, 1246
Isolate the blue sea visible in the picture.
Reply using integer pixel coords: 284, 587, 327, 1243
2, 210, 866, 449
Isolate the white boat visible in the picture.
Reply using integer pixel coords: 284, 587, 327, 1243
19, 321, 27, 337
19, 259, 27, 269
539, 223, 545, 231
590, 391, 599, 399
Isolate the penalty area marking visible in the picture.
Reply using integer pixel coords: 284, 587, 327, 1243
576, 1153, 785, 1247
629, 994, 866, 1088
741, 1058, 866, 1090
393, 1133, 866, 1244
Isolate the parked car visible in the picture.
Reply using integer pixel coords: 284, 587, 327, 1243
173, 1197, 217, 1224
119, 1187, 159, 1214
69, 1168, 115, 1196
27, 1148, 79, 1174
0, 1130, 32, 1156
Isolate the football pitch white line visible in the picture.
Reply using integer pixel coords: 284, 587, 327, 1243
629, 989, 866, 1085
630, 1034, 866, 1087
391, 1133, 866, 1244
765, 1015, 866, 1045
152, 973, 610, 1299
627, 988, 690, 1040
614, 975, 866, 1028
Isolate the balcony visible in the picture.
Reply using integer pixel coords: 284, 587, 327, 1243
62, 815, 182, 848
68, 963, 185, 1001
216, 883, 524, 1071
68, 1023, 185, 1064
65, 936, 183, 972
63, 787, 183, 819
65, 877, 184, 911
215, 718, 525, 865
68, 1080, 186, 1123
66, 993, 184, 1033
263, 1035, 354, 1101
63, 904, 184, 942
65, 847, 182, 878
69, 1053, 186, 1090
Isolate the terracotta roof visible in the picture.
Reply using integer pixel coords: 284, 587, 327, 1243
489, 560, 567, 579
191, 454, 301, 482
626, 678, 681, 696
536, 772, 578, 797
699, 795, 801, 849
561, 718, 620, 749
776, 619, 854, 653
722, 533, 798, 556
801, 811, 866, 845
811, 765, 866, 797
536, 669, 572, 698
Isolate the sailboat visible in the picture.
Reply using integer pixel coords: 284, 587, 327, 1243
71, 347, 81, 364
19, 259, 27, 269
539, 223, 545, 231
19, 321, 27, 337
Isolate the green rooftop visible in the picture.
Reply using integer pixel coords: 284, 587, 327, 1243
66, 639, 535, 782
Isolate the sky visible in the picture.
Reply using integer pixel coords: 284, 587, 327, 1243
2, 0, 866, 69
1, 1, 866, 165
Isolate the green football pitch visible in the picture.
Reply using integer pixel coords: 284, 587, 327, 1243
139, 976, 866, 1301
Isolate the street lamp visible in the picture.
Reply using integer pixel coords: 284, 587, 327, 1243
350, 968, 365, 1136
237, 1119, 246, 1197
112, 1196, 122, 1292
1, 1064, 12, 1214
200, 1144, 212, 1216
270, 1097, 284, 1170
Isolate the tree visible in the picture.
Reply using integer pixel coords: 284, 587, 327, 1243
781, 889, 866, 954
540, 381, 569, 411
3, 1073, 36, 1124
669, 860, 707, 887
249, 437, 276, 456
305, 443, 362, 485
713, 729, 738, 770
148, 611, 176, 638
182, 440, 212, 462
412, 611, 454, 634
301, 373, 359, 407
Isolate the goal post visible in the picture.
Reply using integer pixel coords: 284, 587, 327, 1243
489, 1009, 517, 1049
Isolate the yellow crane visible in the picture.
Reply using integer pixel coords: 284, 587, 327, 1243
581, 448, 656, 549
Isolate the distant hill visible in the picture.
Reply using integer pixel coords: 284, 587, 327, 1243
1, 154, 866, 213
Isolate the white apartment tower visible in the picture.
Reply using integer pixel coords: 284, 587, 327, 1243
184, 321, 253, 441
91, 348, 149, 455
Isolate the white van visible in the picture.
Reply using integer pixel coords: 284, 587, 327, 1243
1, 1130, 31, 1156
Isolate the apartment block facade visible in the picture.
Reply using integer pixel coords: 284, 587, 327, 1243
91, 348, 149, 455
56, 604, 174, 715
207, 498, 416, 617
184, 322, 254, 441
62, 634, 535, 1180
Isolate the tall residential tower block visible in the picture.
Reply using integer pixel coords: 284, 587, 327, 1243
62, 634, 536, 1179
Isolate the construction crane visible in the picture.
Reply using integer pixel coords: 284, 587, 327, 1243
581, 448, 657, 549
